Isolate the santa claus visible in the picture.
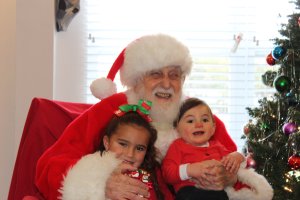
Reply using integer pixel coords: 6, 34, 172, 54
35, 33, 273, 200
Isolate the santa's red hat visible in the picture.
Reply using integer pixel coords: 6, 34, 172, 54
90, 33, 193, 99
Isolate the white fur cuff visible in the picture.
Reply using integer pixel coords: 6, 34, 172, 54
59, 151, 120, 200
225, 167, 273, 200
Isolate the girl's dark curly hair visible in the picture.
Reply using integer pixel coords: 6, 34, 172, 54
98, 111, 164, 200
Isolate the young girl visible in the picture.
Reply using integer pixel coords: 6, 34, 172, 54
60, 101, 171, 200
99, 111, 163, 200
162, 97, 273, 200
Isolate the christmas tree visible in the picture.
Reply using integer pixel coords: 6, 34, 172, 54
242, 0, 300, 199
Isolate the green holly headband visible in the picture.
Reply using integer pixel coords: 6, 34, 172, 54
114, 99, 153, 122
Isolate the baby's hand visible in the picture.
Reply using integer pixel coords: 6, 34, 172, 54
221, 152, 245, 174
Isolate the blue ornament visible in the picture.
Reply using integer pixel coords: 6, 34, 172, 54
271, 46, 286, 60
286, 91, 298, 106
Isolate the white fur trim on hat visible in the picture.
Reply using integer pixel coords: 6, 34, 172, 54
59, 151, 120, 200
90, 33, 192, 100
121, 33, 192, 88
225, 167, 274, 200
90, 77, 117, 100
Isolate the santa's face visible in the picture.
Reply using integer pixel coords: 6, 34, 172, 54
138, 66, 183, 104
103, 124, 150, 168
133, 66, 184, 125
177, 105, 216, 146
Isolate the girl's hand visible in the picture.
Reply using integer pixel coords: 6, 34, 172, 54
105, 163, 149, 200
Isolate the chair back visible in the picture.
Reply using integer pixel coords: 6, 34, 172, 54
8, 98, 92, 200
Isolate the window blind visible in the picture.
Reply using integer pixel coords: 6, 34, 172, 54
82, 0, 292, 150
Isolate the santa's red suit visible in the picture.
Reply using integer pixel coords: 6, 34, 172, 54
36, 93, 274, 200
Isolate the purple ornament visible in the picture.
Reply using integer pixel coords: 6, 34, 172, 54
282, 122, 298, 135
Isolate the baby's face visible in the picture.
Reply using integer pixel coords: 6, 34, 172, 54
103, 124, 150, 168
177, 105, 215, 146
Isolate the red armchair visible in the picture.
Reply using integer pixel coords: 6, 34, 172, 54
8, 98, 92, 200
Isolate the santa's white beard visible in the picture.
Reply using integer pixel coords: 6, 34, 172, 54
126, 87, 182, 159
126, 87, 181, 128
150, 100, 179, 129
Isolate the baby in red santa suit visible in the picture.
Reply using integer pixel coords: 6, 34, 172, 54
36, 33, 242, 200
162, 98, 273, 200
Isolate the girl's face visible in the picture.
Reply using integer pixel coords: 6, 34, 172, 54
103, 124, 150, 168
177, 104, 215, 146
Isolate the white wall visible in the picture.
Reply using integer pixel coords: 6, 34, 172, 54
1, 0, 55, 198
15, 0, 55, 154
0, 0, 16, 199
1, 0, 85, 198
54, 8, 86, 103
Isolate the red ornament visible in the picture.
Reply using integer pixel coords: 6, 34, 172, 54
266, 53, 276, 66
246, 154, 257, 169
288, 154, 300, 170
243, 124, 250, 135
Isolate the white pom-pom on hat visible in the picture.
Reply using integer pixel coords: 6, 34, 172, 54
90, 34, 192, 100
90, 78, 117, 100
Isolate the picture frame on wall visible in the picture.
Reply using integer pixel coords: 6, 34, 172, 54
56, 0, 80, 32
